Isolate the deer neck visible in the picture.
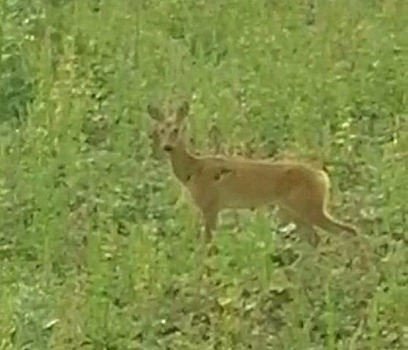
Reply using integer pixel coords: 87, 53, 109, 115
168, 140, 200, 184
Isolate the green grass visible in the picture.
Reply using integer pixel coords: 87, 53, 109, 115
0, 0, 407, 349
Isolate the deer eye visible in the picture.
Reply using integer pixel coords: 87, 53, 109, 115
172, 128, 179, 134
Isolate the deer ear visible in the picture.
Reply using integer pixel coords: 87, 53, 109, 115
176, 101, 190, 122
147, 104, 163, 121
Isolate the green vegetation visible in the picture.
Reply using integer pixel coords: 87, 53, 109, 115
0, 0, 406, 349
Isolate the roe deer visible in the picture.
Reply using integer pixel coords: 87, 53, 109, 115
148, 101, 359, 245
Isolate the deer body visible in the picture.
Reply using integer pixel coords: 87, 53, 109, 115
148, 102, 359, 244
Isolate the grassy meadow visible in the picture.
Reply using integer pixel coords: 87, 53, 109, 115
0, 0, 407, 349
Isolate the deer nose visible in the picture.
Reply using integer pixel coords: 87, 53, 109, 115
163, 145, 173, 152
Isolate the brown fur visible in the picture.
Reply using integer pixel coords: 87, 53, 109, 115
148, 102, 359, 244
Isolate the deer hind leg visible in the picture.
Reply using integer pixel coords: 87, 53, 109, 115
277, 207, 321, 247
305, 193, 358, 236
287, 188, 358, 237
314, 211, 359, 236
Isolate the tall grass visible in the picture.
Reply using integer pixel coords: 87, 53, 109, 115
0, 0, 406, 349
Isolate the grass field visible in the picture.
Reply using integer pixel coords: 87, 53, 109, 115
0, 0, 407, 349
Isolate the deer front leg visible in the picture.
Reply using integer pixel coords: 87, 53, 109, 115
202, 209, 218, 244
